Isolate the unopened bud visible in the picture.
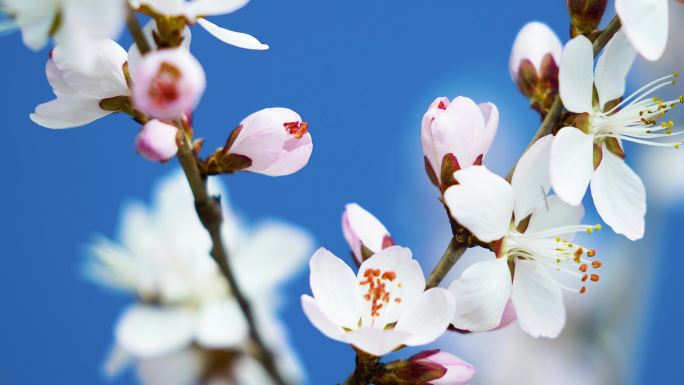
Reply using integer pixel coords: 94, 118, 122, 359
342, 203, 394, 265
377, 350, 474, 385
410, 350, 475, 385
132, 48, 206, 120
567, 0, 608, 36
135, 120, 179, 162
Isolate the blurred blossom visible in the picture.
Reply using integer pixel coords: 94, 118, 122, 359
128, 20, 193, 80
421, 96, 498, 191
445, 138, 602, 338
342, 203, 394, 265
30, 37, 129, 129
87, 170, 314, 385
130, 0, 268, 50
136, 120, 179, 162
301, 246, 455, 357
131, 48, 206, 120
225, 108, 313, 176
615, 0, 669, 61
554, 30, 683, 240
1, 0, 124, 72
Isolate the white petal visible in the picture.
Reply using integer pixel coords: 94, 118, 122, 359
309, 248, 363, 329
559, 35, 594, 113
550, 127, 595, 206
509, 21, 562, 80
233, 221, 313, 292
64, 0, 125, 40
137, 348, 205, 385
616, 0, 668, 61
444, 166, 514, 242
526, 195, 585, 235
345, 203, 391, 254
197, 18, 269, 50
395, 288, 455, 346
30, 96, 111, 129
300, 295, 346, 342
195, 299, 248, 348
343, 328, 412, 357
590, 148, 646, 240
477, 102, 499, 160
511, 135, 553, 224
594, 30, 637, 110
115, 305, 196, 358
449, 258, 512, 332
511, 260, 565, 338
104, 345, 134, 377
187, 0, 250, 17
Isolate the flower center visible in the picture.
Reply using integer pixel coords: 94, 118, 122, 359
502, 224, 603, 294
148, 62, 182, 107
284, 121, 309, 139
360, 268, 401, 319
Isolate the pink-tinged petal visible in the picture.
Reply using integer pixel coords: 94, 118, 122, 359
559, 35, 594, 113
309, 248, 363, 328
550, 127, 595, 206
197, 19, 269, 50
421, 97, 450, 177
494, 300, 517, 331
449, 258, 512, 332
526, 195, 585, 235
438, 96, 486, 166
616, 0, 668, 61
128, 20, 193, 82
344, 328, 412, 357
195, 299, 248, 348
342, 203, 392, 261
444, 166, 514, 242
301, 295, 347, 342
417, 351, 476, 385
136, 120, 179, 163
358, 246, 424, 326
594, 30, 637, 110
30, 96, 111, 129
115, 305, 196, 358
511, 135, 553, 224
137, 348, 205, 385
511, 260, 565, 338
509, 21, 562, 81
258, 133, 313, 176
590, 148, 645, 240
477, 102, 499, 160
395, 288, 455, 346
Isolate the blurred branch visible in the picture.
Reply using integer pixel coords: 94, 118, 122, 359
126, 12, 290, 385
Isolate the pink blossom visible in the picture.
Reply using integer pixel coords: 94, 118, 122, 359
135, 120, 179, 162
341, 203, 394, 265
228, 108, 313, 176
132, 48, 206, 120
411, 350, 475, 385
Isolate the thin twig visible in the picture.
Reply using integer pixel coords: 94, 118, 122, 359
425, 237, 467, 289
125, 11, 290, 385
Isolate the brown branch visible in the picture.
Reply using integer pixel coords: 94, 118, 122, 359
125, 11, 290, 385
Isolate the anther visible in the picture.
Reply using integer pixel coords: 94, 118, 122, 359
580, 286, 587, 294
590, 274, 600, 282
592, 260, 602, 268
587, 249, 597, 257
579, 264, 588, 272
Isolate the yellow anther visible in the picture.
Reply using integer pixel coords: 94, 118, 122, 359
595, 224, 602, 231
555, 236, 560, 242
680, 96, 684, 104
586, 228, 594, 234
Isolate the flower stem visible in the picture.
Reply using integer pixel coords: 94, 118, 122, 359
125, 10, 290, 385
342, 353, 382, 385
426, 236, 467, 289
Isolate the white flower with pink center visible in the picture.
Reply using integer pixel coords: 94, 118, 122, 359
301, 246, 455, 357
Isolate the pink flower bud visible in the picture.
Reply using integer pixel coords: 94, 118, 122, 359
421, 96, 498, 189
135, 120, 179, 162
411, 350, 475, 385
132, 48, 206, 120
509, 22, 562, 84
227, 108, 313, 176
341, 203, 394, 264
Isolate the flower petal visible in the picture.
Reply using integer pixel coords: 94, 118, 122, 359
344, 328, 412, 357
30, 96, 111, 129
511, 260, 565, 338
395, 288, 455, 346
511, 134, 553, 224
301, 295, 346, 342
449, 258, 512, 332
258, 133, 313, 176
187, 0, 250, 17
477, 102, 499, 160
559, 35, 594, 113
590, 148, 646, 240
343, 203, 391, 256
550, 127, 595, 206
115, 305, 196, 358
309, 248, 363, 328
435, 96, 486, 166
137, 348, 205, 385
444, 166, 514, 242
616, 0, 668, 61
526, 195, 585, 235
195, 299, 248, 348
197, 18, 269, 50
594, 30, 637, 110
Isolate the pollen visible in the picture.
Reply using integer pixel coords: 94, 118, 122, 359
580, 286, 587, 294
592, 260, 602, 268
590, 274, 600, 282
587, 249, 597, 257
284, 121, 309, 139
579, 264, 588, 272
360, 268, 400, 318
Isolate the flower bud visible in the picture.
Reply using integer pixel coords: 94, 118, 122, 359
207, 108, 313, 176
135, 120, 179, 162
410, 350, 475, 385
342, 203, 394, 265
132, 48, 206, 120
567, 0, 608, 36
509, 22, 562, 114
421, 97, 498, 191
